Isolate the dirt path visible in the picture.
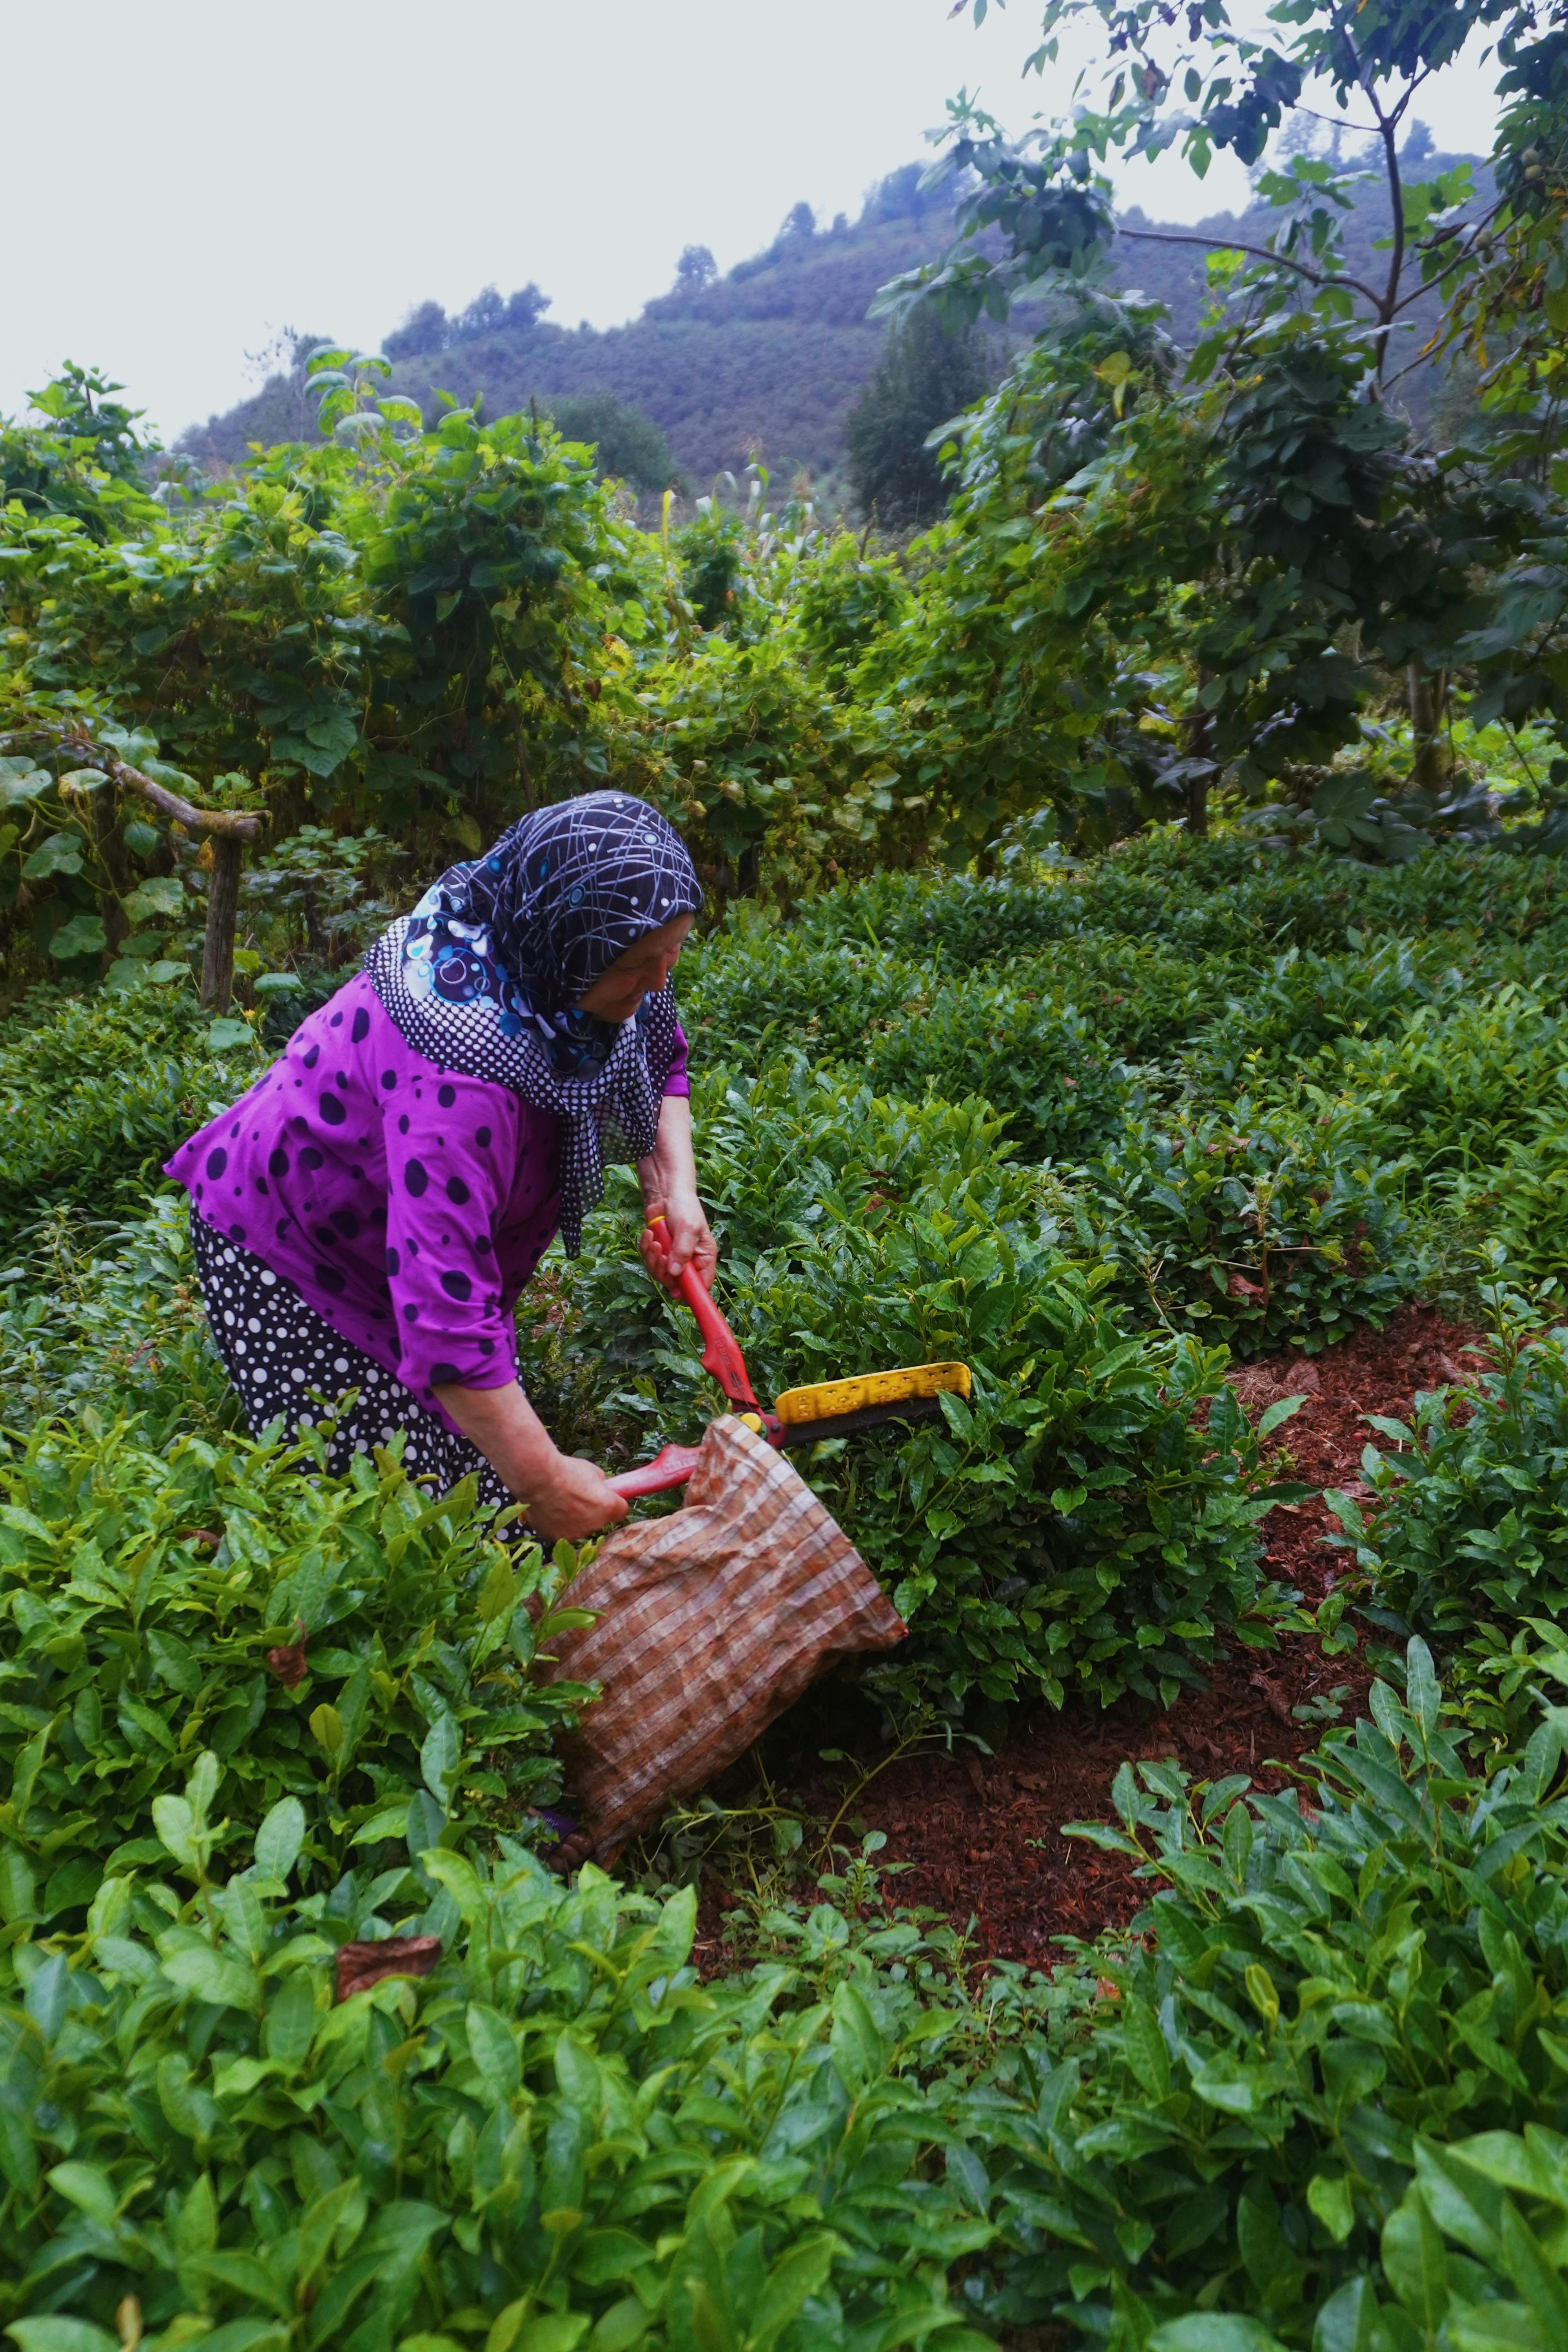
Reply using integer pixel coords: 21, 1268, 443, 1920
692, 1305, 1485, 1969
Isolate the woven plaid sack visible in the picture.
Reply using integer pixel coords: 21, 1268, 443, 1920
540, 1414, 905, 1859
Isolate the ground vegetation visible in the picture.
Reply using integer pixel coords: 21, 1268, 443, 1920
0, 0, 1567, 2339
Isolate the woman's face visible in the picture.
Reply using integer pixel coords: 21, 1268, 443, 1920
575, 912, 695, 1021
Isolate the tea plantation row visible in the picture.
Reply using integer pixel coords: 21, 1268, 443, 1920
4, 836, 1568, 2348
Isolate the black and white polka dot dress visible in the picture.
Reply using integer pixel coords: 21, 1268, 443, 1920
190, 1209, 510, 1509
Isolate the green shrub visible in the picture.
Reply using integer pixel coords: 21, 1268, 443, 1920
0, 985, 262, 1250
683, 916, 1215, 1110
1330, 1323, 1568, 1645
0, 1775, 1004, 2351
789, 539, 912, 676
681, 917, 932, 1069
1313, 985, 1568, 1178
563, 1067, 1285, 1714
1080, 1096, 1415, 1355
1448, 1111, 1568, 1286
858, 969, 1133, 1162
0, 1409, 591, 1927
829, 1326, 1287, 1716
0, 1192, 223, 1434
782, 841, 1568, 975
1369, 2124, 1568, 2352
1178, 936, 1471, 1097
961, 1643, 1568, 2346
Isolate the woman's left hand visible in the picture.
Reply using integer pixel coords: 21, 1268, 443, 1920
641, 1195, 718, 1294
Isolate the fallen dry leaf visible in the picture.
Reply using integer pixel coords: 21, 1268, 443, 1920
266, 1618, 309, 1690
335, 1935, 443, 2003
1249, 1673, 1294, 1727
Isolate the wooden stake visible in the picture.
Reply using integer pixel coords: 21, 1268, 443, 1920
201, 834, 245, 1011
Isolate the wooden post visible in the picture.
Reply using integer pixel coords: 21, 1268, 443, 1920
1408, 665, 1449, 791
1185, 682, 1214, 837
92, 788, 132, 970
0, 729, 266, 1011
201, 834, 245, 1011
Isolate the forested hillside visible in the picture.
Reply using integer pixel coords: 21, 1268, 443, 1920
180, 131, 1481, 487
179, 167, 973, 485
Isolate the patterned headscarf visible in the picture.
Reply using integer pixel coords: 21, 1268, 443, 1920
363, 792, 702, 1253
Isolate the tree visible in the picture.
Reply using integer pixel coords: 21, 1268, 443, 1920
505, 284, 552, 330
541, 392, 683, 494
861, 162, 946, 226
0, 365, 161, 541
674, 245, 717, 293
781, 201, 816, 240
382, 300, 449, 361
873, 0, 1568, 835
454, 285, 506, 341
844, 308, 993, 528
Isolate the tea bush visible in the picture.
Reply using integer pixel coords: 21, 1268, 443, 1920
1368, 2124, 1568, 2352
0, 984, 261, 1252
0, 1781, 1004, 2351
1447, 1111, 1568, 1287
1078, 1096, 1415, 1355
556, 1067, 1291, 1714
1309, 987, 1568, 1179
0, 1410, 593, 1926
960, 1644, 1568, 2345
776, 842, 1568, 972
857, 971, 1134, 1163
1327, 1322, 1568, 1646
0, 1193, 221, 1433
682, 912, 1223, 1069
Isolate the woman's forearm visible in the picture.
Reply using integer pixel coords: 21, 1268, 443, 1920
637, 1095, 717, 1289
638, 1094, 699, 1217
430, 1377, 627, 1539
433, 1379, 558, 1494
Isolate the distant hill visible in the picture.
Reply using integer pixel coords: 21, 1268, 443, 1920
178, 139, 1489, 486
180, 167, 977, 490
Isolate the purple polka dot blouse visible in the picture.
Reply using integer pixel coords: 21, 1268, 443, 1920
165, 971, 688, 1422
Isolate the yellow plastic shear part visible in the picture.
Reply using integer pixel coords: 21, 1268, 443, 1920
773, 1361, 972, 1427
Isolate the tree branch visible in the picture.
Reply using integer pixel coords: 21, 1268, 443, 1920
1336, 26, 1403, 367
1, 729, 263, 840
1116, 226, 1385, 309
1387, 195, 1510, 320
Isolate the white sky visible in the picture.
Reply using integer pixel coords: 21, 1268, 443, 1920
2, 0, 1506, 445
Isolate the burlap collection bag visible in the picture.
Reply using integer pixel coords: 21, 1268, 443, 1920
539, 1415, 905, 1860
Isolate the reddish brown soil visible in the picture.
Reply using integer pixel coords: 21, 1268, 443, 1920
691, 1304, 1486, 1974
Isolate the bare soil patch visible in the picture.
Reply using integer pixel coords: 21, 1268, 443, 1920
690, 1305, 1486, 1973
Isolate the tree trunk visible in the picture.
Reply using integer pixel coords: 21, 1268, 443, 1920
303, 883, 330, 967
201, 835, 244, 1011
1408, 665, 1449, 789
1185, 688, 1214, 836
93, 789, 132, 973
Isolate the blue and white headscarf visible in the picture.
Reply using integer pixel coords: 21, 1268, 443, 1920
364, 791, 702, 1252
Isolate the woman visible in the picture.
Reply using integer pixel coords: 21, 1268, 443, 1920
167, 791, 716, 1541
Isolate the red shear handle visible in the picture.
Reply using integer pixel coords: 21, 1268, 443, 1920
676, 1264, 760, 1409
606, 1442, 704, 1499
646, 1216, 760, 1410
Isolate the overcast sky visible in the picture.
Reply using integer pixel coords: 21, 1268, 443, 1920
3, 0, 1506, 445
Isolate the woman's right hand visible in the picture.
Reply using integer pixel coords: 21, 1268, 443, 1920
524, 1452, 630, 1542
